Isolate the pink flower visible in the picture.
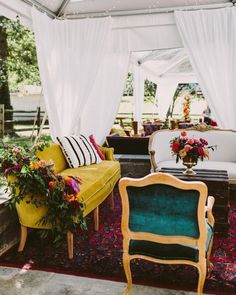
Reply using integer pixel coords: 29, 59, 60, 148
12, 164, 22, 172
187, 138, 194, 145
39, 160, 47, 168
180, 130, 187, 137
12, 147, 20, 154
200, 138, 208, 145
66, 177, 80, 194
211, 120, 218, 126
197, 147, 205, 155
184, 144, 192, 152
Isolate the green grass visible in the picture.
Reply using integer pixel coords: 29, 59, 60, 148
0, 134, 52, 147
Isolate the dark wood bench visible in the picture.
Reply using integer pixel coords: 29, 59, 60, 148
106, 136, 149, 155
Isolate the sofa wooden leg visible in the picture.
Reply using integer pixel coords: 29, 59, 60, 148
18, 225, 27, 252
67, 231, 73, 259
108, 191, 115, 210
94, 206, 99, 231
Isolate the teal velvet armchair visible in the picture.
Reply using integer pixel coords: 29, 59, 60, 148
118, 172, 215, 295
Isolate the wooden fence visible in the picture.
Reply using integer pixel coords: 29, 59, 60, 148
0, 104, 49, 138
0, 104, 201, 139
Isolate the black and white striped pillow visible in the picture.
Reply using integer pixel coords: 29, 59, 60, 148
57, 135, 102, 168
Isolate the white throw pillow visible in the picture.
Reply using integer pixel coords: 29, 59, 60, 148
57, 135, 102, 168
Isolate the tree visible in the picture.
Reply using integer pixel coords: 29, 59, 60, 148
0, 16, 40, 135
123, 72, 157, 103
6, 17, 40, 90
0, 16, 13, 133
165, 83, 204, 119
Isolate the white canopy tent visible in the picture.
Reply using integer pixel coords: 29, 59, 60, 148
131, 48, 198, 121
0, 0, 236, 142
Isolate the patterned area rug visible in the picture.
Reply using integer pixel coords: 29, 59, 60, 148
0, 189, 236, 294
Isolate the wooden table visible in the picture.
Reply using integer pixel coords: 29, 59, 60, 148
160, 168, 230, 236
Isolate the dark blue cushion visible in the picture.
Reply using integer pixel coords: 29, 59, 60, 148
128, 223, 213, 262
127, 184, 200, 238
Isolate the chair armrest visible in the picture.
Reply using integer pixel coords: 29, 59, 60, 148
205, 196, 215, 227
149, 150, 157, 172
98, 146, 115, 161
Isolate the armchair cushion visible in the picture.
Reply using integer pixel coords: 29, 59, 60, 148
129, 223, 213, 262
127, 184, 200, 238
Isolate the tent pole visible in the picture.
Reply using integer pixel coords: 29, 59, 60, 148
65, 3, 233, 20
21, 0, 56, 18
56, 0, 70, 17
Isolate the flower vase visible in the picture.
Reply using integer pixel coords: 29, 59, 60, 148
182, 155, 198, 175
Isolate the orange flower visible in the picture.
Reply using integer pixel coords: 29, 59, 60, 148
185, 95, 190, 101
203, 149, 209, 158
29, 161, 40, 170
65, 176, 72, 186
64, 194, 78, 203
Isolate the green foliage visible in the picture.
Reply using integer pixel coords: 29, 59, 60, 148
144, 79, 157, 103
123, 73, 133, 96
166, 83, 205, 119
0, 143, 86, 243
0, 16, 40, 90
123, 72, 157, 103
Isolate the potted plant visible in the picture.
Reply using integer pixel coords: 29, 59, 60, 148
170, 130, 216, 175
0, 143, 86, 243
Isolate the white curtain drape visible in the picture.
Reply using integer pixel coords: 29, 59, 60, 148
155, 75, 197, 120
133, 64, 145, 124
175, 8, 236, 129
80, 30, 130, 144
32, 8, 112, 139
156, 78, 179, 120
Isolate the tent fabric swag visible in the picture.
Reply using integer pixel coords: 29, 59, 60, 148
32, 8, 129, 143
32, 6, 236, 140
175, 7, 236, 129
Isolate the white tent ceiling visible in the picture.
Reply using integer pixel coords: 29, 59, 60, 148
132, 48, 194, 79
0, 1, 233, 52
0, 0, 234, 123
1, 1, 233, 18
0, 1, 233, 24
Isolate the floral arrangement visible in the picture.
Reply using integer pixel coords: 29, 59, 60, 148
0, 143, 86, 241
170, 130, 216, 163
183, 94, 191, 122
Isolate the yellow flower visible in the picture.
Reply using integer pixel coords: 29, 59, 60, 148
179, 149, 187, 158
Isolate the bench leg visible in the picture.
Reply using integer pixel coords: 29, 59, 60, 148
18, 225, 27, 252
94, 206, 99, 231
108, 191, 115, 210
67, 231, 73, 259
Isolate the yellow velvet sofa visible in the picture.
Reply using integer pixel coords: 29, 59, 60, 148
16, 143, 121, 259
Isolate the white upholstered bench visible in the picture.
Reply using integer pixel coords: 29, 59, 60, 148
148, 126, 236, 185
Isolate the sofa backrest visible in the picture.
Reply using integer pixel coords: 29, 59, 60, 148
149, 128, 236, 164
36, 143, 69, 173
